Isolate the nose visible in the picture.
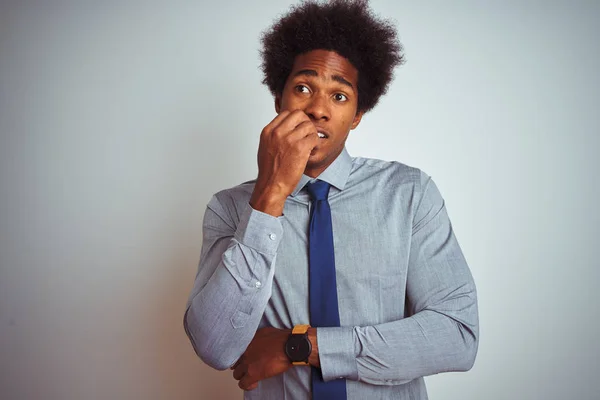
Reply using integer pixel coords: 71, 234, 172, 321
304, 94, 330, 122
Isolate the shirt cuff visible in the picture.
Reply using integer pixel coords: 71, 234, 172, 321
233, 203, 284, 255
317, 327, 359, 381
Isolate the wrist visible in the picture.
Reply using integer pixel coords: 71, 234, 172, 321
250, 184, 288, 216
285, 325, 317, 367
308, 327, 320, 367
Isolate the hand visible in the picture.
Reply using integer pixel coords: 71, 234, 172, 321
231, 327, 292, 391
250, 110, 319, 216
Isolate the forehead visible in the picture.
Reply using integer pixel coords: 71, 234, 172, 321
289, 49, 358, 86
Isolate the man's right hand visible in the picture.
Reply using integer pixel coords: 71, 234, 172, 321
249, 110, 319, 216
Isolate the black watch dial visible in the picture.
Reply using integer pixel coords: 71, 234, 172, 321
285, 334, 312, 362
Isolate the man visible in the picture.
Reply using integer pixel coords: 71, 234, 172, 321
184, 1, 479, 399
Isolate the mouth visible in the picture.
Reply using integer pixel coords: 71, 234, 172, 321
316, 128, 329, 139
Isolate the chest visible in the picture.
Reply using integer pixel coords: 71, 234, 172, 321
263, 188, 413, 327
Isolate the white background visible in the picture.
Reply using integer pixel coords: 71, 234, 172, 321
1, 1, 599, 399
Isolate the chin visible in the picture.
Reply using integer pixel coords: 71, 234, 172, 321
305, 154, 321, 165
305, 157, 322, 168
309, 145, 340, 164
305, 153, 332, 174
308, 148, 328, 162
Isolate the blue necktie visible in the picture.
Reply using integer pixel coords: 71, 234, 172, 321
306, 180, 347, 400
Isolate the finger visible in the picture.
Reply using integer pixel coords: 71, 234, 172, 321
298, 130, 320, 151
261, 110, 291, 137
230, 357, 242, 370
291, 119, 318, 137
232, 364, 246, 381
281, 120, 318, 144
271, 110, 311, 138
239, 374, 257, 391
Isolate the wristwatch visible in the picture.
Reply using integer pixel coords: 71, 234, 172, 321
285, 324, 312, 366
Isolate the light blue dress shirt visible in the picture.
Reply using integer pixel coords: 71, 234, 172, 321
184, 148, 479, 399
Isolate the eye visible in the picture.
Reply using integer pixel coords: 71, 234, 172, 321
334, 93, 348, 102
295, 85, 310, 93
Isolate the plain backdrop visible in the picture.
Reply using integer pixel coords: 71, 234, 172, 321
1, 1, 599, 399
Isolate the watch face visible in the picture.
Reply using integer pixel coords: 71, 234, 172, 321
285, 335, 311, 362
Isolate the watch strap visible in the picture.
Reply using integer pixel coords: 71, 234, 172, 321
292, 324, 310, 335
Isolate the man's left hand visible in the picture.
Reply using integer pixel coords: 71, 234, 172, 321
231, 327, 292, 391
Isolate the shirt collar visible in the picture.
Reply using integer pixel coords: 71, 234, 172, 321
291, 147, 353, 197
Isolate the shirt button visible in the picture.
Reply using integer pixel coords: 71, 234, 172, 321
269, 233, 276, 240
255, 281, 262, 288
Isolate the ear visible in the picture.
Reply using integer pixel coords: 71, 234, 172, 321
350, 110, 364, 130
274, 95, 281, 114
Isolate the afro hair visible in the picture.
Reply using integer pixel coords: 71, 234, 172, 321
260, 0, 404, 113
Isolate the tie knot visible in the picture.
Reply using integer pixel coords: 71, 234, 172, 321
306, 180, 330, 201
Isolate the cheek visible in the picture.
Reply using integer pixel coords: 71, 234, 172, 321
281, 94, 301, 111
340, 116, 353, 130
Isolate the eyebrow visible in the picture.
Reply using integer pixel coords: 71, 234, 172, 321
293, 69, 355, 91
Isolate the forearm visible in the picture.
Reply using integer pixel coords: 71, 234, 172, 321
184, 201, 283, 370
317, 293, 478, 384
314, 172, 479, 385
184, 257, 274, 370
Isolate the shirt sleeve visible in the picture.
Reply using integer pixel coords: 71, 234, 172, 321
183, 195, 283, 370
317, 171, 479, 384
